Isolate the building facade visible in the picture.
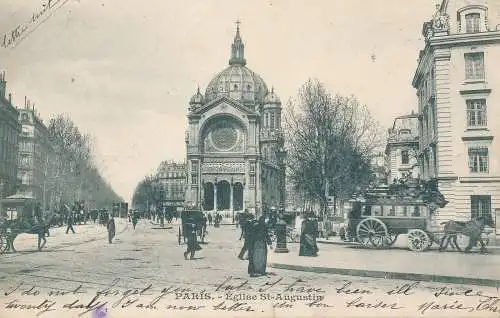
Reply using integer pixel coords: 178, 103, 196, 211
16, 101, 53, 207
412, 0, 500, 229
184, 24, 285, 218
156, 160, 186, 216
0, 72, 20, 199
385, 113, 420, 183
371, 151, 389, 185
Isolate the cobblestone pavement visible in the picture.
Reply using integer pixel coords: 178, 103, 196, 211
0, 219, 499, 318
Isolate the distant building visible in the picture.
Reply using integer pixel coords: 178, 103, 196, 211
156, 160, 187, 216
16, 100, 53, 207
385, 113, 420, 183
412, 0, 500, 227
0, 72, 20, 199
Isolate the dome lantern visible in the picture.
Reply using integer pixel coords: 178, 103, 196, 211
229, 20, 246, 66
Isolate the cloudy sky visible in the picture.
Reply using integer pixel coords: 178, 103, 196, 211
0, 0, 437, 202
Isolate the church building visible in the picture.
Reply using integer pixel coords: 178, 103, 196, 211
184, 23, 285, 218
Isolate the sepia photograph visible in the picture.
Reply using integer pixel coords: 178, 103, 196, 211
0, 0, 499, 317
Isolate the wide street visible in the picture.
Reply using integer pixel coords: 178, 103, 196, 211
0, 219, 499, 318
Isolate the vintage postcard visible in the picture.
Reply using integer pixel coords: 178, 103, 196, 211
0, 0, 499, 317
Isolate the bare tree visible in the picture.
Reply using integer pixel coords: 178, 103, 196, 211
47, 114, 121, 209
284, 79, 384, 217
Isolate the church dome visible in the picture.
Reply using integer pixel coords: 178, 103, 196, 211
205, 65, 268, 104
189, 87, 204, 105
264, 88, 281, 105
204, 23, 269, 105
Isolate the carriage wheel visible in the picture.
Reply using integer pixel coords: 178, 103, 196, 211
356, 218, 388, 249
408, 229, 430, 252
383, 232, 399, 247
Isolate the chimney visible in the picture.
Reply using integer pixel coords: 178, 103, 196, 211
0, 71, 6, 99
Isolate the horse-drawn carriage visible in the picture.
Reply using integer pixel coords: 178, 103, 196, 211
0, 194, 52, 253
177, 209, 207, 245
345, 180, 494, 252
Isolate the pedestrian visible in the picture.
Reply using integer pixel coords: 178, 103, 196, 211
207, 213, 212, 226
299, 214, 319, 257
184, 217, 201, 260
132, 212, 138, 230
107, 215, 116, 244
247, 216, 272, 277
238, 217, 254, 260
66, 213, 75, 234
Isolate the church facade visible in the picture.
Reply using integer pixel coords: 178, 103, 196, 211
184, 24, 285, 218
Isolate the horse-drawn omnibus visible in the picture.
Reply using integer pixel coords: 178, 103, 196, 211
346, 179, 494, 252
346, 180, 443, 252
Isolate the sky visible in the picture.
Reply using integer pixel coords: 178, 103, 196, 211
0, 0, 437, 202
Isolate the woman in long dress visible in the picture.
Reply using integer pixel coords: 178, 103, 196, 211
248, 216, 272, 277
299, 217, 319, 256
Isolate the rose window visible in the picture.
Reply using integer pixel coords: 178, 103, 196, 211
210, 122, 238, 151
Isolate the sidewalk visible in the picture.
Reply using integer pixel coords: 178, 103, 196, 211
268, 242, 500, 288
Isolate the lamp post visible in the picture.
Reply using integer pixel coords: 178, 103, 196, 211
274, 146, 289, 253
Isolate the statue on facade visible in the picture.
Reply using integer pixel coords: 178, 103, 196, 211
431, 4, 450, 34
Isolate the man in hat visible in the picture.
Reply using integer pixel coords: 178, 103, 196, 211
107, 214, 116, 244
184, 217, 200, 260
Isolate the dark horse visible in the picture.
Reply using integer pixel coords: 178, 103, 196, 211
2, 214, 56, 252
438, 215, 495, 253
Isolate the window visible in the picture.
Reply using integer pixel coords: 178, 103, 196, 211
466, 99, 487, 127
468, 147, 489, 173
401, 150, 409, 165
465, 53, 485, 81
471, 195, 491, 219
191, 161, 198, 172
465, 13, 481, 33
270, 113, 275, 129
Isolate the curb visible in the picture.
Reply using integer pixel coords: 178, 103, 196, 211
317, 240, 357, 246
268, 263, 500, 288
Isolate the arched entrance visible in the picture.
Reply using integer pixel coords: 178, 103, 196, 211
203, 182, 214, 211
216, 180, 231, 210
233, 182, 243, 211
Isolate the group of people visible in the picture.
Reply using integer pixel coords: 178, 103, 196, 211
237, 212, 319, 276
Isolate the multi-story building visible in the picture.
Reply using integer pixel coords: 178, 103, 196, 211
385, 113, 420, 183
184, 23, 285, 218
412, 0, 500, 230
16, 100, 53, 208
156, 160, 187, 216
0, 72, 20, 199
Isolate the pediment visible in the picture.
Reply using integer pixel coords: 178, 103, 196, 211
193, 95, 258, 117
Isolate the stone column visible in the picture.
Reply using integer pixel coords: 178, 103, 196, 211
214, 182, 218, 212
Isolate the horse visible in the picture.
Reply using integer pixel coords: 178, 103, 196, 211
438, 215, 495, 253
2, 214, 56, 252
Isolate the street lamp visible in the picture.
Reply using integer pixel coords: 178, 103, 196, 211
274, 146, 289, 253
275, 147, 287, 212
